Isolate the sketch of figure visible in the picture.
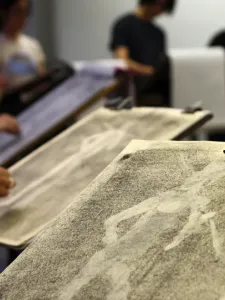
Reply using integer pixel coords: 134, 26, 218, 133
5, 122, 133, 206
60, 156, 225, 300
0, 123, 137, 244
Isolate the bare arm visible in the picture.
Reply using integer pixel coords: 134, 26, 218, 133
115, 46, 155, 75
34, 39, 46, 76
38, 60, 46, 76
0, 114, 20, 134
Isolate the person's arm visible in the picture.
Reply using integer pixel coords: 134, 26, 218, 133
0, 73, 9, 98
109, 20, 154, 75
0, 75, 8, 89
115, 46, 154, 75
34, 40, 46, 75
0, 54, 9, 94
38, 60, 46, 75
0, 167, 15, 197
0, 114, 20, 134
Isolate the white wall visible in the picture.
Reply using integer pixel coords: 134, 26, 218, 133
23, 0, 55, 58
34, 0, 55, 58
159, 0, 225, 48
53, 0, 137, 60
24, 0, 36, 37
53, 0, 225, 61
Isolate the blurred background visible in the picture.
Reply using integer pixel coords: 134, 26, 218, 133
31, 0, 225, 60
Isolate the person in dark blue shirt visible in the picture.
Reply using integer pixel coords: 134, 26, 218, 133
109, 0, 176, 75
109, 0, 176, 107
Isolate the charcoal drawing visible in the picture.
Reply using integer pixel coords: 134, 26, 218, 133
0, 108, 211, 247
1, 141, 225, 300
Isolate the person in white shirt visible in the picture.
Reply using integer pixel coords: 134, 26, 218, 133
0, 0, 46, 89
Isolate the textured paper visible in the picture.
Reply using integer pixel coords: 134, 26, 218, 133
0, 107, 212, 247
170, 48, 225, 129
1, 141, 225, 300
0, 74, 114, 166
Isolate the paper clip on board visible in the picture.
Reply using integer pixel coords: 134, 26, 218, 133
183, 101, 203, 114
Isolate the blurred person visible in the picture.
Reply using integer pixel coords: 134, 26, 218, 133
0, 113, 20, 134
0, 0, 46, 90
109, 0, 176, 74
109, 0, 176, 107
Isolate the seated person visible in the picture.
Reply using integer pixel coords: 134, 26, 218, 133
0, 167, 14, 197
109, 0, 176, 106
0, 113, 20, 134
0, 0, 46, 90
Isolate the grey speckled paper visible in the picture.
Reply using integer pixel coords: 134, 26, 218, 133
1, 141, 225, 300
0, 108, 212, 247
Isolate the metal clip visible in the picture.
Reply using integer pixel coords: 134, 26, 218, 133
183, 101, 203, 114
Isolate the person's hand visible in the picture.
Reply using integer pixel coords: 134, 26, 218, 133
0, 114, 20, 134
0, 167, 15, 197
138, 65, 155, 75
